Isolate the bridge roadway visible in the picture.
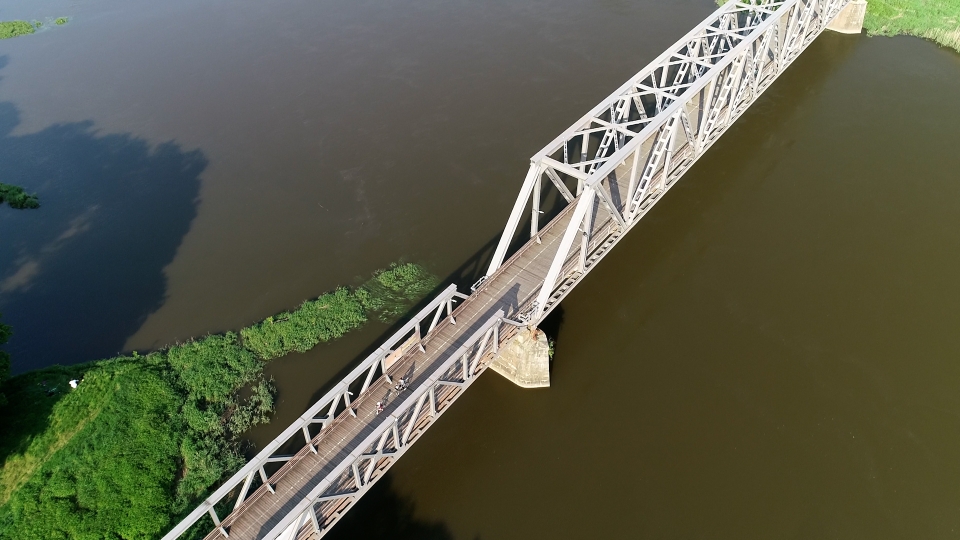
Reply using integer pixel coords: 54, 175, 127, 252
166, 0, 855, 536
205, 198, 586, 540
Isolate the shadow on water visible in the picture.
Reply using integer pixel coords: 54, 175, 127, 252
324, 475, 457, 540
0, 57, 206, 374
289, 233, 503, 425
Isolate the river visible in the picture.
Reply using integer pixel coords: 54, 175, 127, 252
2, 0, 960, 537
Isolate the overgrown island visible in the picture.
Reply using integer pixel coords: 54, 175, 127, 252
0, 184, 39, 210
0, 262, 439, 539
0, 18, 68, 40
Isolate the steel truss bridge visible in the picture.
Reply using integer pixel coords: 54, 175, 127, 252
165, 0, 853, 537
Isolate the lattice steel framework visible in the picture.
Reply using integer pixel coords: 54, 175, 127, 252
486, 0, 850, 323
162, 285, 470, 540
166, 0, 850, 537
263, 312, 511, 540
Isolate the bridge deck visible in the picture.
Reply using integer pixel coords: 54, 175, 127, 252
207, 195, 592, 540
180, 0, 848, 535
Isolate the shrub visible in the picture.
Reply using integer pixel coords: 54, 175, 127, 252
0, 262, 437, 539
0, 21, 34, 40
167, 333, 260, 403
240, 287, 367, 359
0, 184, 39, 210
359, 263, 440, 321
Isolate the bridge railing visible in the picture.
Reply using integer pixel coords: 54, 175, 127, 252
264, 310, 509, 540
163, 283, 468, 540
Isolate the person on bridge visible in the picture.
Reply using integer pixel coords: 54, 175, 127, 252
375, 401, 384, 415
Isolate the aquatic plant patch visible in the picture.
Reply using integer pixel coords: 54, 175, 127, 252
0, 21, 34, 40
0, 262, 438, 539
241, 287, 368, 359
0, 184, 39, 210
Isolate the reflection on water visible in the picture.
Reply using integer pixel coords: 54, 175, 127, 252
0, 61, 205, 370
1, 0, 960, 536
325, 476, 454, 540
363, 34, 960, 539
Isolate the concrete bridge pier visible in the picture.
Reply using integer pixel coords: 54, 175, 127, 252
827, 0, 867, 34
489, 327, 550, 388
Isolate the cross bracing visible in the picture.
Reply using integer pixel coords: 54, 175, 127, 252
164, 0, 851, 537
485, 0, 850, 322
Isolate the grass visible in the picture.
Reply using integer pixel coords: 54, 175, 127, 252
0, 262, 437, 539
714, 0, 960, 52
241, 263, 440, 359
0, 21, 34, 40
241, 288, 367, 360
864, 0, 960, 51
0, 184, 39, 210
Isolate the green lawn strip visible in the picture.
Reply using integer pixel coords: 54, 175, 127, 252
864, 0, 960, 51
0, 262, 437, 539
0, 21, 34, 40
0, 184, 39, 210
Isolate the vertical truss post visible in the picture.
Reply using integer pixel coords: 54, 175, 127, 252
308, 507, 321, 533
258, 467, 275, 494
531, 174, 542, 238
579, 193, 595, 272
302, 426, 317, 454
233, 472, 256, 511
208, 508, 228, 538
534, 189, 596, 321
486, 163, 542, 276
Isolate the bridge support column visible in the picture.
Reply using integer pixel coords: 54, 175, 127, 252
489, 328, 550, 388
827, 0, 867, 34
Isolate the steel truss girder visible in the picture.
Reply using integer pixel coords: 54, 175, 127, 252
167, 0, 850, 537
263, 312, 506, 540
162, 285, 468, 540
486, 0, 848, 322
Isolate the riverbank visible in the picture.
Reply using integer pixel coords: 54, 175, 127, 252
0, 262, 437, 539
864, 0, 960, 51
715, 0, 959, 51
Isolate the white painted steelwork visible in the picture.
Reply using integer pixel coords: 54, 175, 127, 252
166, 0, 851, 536
487, 0, 850, 322
162, 284, 466, 540
262, 311, 507, 540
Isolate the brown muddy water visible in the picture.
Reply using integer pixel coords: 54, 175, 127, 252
2, 0, 960, 537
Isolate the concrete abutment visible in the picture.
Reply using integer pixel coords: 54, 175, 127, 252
827, 0, 866, 34
489, 327, 550, 388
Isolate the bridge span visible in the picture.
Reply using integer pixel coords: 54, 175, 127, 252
164, 0, 856, 537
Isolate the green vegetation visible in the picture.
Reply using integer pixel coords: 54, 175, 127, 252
54, 17, 68, 26
359, 262, 440, 322
241, 263, 440, 359
864, 0, 960, 51
715, 0, 960, 52
0, 21, 34, 40
0, 184, 39, 210
241, 288, 367, 360
0, 316, 10, 407
0, 262, 438, 539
